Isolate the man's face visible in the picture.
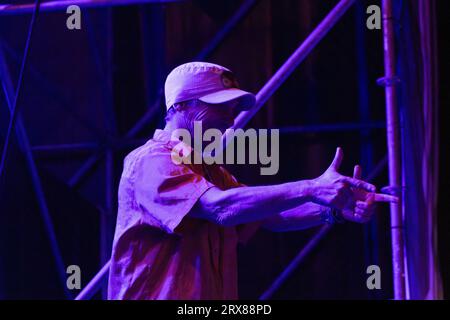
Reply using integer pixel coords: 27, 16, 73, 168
187, 99, 242, 134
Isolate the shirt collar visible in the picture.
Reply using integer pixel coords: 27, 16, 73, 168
153, 129, 172, 142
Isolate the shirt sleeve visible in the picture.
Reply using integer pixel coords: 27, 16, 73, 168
134, 149, 215, 234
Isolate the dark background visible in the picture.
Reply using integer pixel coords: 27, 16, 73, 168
0, 0, 448, 299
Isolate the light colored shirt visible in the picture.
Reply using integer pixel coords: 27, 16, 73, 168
108, 129, 258, 300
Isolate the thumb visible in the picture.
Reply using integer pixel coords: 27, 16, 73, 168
329, 147, 343, 171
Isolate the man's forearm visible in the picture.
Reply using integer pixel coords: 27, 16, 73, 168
191, 180, 314, 226
262, 202, 326, 232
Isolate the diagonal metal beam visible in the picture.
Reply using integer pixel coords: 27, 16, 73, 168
75, 259, 111, 300
229, 0, 357, 134
0, 45, 72, 299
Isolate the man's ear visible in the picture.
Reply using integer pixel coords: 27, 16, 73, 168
174, 102, 188, 112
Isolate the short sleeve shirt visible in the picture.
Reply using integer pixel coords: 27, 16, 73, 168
107, 129, 257, 300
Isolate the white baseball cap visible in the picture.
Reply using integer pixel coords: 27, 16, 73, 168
164, 61, 256, 111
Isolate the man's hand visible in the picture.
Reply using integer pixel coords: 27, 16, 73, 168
340, 164, 398, 223
311, 147, 377, 210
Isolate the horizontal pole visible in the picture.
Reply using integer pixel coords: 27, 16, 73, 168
279, 122, 385, 134
32, 142, 100, 153
32, 121, 384, 157
0, 0, 184, 15
31, 138, 148, 155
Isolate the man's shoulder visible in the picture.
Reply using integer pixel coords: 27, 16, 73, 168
126, 138, 171, 161
121, 138, 173, 178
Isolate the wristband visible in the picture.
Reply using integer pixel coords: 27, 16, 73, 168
320, 207, 344, 224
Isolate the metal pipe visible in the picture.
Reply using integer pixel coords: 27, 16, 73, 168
75, 260, 111, 300
228, 0, 356, 135
0, 0, 183, 15
31, 142, 100, 153
355, 1, 379, 300
279, 122, 385, 134
259, 224, 332, 300
68, 151, 105, 187
102, 150, 115, 299
380, 0, 406, 300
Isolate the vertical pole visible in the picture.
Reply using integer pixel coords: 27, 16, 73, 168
101, 7, 116, 299
139, 3, 166, 128
85, 7, 118, 298
102, 150, 114, 298
381, 0, 406, 300
355, 1, 378, 300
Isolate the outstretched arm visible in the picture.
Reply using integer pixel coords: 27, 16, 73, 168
189, 148, 394, 228
262, 162, 398, 231
262, 202, 326, 232
189, 180, 315, 227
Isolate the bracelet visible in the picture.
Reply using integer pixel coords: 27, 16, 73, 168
320, 207, 344, 225
331, 208, 345, 224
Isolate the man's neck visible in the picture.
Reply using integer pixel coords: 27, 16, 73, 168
162, 122, 178, 135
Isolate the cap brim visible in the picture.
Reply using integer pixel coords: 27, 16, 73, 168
198, 88, 255, 110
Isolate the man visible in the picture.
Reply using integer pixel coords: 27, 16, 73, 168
108, 62, 397, 300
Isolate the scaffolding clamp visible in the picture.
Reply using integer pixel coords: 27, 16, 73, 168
376, 76, 401, 87
380, 185, 403, 196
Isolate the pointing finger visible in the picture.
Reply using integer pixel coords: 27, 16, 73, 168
373, 193, 399, 203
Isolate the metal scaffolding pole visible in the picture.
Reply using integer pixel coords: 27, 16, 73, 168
75, 260, 111, 300
259, 224, 332, 300
228, 0, 356, 134
0, 0, 183, 15
279, 121, 385, 134
380, 0, 406, 300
